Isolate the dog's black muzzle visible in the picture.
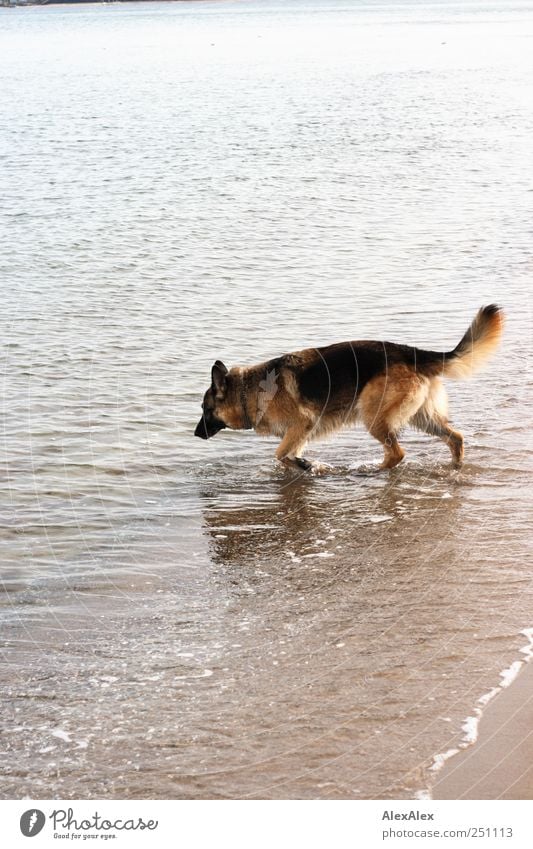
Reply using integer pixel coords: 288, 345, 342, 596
194, 415, 226, 440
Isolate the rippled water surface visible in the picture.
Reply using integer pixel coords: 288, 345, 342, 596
1, 0, 532, 799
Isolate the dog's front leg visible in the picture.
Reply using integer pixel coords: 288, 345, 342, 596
275, 427, 323, 473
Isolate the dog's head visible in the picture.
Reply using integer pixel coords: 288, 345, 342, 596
194, 360, 231, 440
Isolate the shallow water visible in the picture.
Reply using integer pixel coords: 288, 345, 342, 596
1, 0, 532, 799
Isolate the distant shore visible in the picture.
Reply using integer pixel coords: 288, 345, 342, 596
433, 661, 533, 799
2, 1, 201, 6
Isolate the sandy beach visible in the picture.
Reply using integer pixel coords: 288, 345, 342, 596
433, 662, 533, 799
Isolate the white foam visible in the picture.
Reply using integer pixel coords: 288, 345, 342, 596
51, 729, 71, 743
429, 747, 460, 773
461, 715, 479, 745
520, 627, 533, 661
423, 627, 533, 795
500, 660, 523, 688
477, 686, 499, 707
414, 789, 432, 800
302, 551, 335, 559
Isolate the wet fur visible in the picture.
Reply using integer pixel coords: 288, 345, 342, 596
194, 305, 504, 471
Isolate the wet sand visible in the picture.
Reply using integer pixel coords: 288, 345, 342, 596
433, 663, 533, 800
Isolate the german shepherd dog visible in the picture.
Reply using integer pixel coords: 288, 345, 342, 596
194, 305, 504, 472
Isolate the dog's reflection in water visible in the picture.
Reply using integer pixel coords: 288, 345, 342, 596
199, 470, 462, 601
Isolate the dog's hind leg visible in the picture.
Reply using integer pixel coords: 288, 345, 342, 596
358, 368, 428, 470
367, 423, 406, 470
411, 409, 464, 466
411, 379, 464, 466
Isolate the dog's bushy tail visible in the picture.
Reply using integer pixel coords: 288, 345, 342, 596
442, 304, 504, 379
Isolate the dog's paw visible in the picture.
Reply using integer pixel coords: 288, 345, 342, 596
295, 458, 331, 475
283, 457, 330, 475
309, 461, 331, 476
294, 457, 313, 471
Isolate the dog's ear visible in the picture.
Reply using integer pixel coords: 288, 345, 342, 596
211, 360, 228, 397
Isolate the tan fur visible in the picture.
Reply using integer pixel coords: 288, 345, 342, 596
443, 307, 504, 379
357, 366, 430, 468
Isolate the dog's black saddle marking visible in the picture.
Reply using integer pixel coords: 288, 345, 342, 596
296, 341, 445, 406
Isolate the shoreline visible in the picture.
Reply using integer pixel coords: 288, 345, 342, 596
432, 657, 533, 799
